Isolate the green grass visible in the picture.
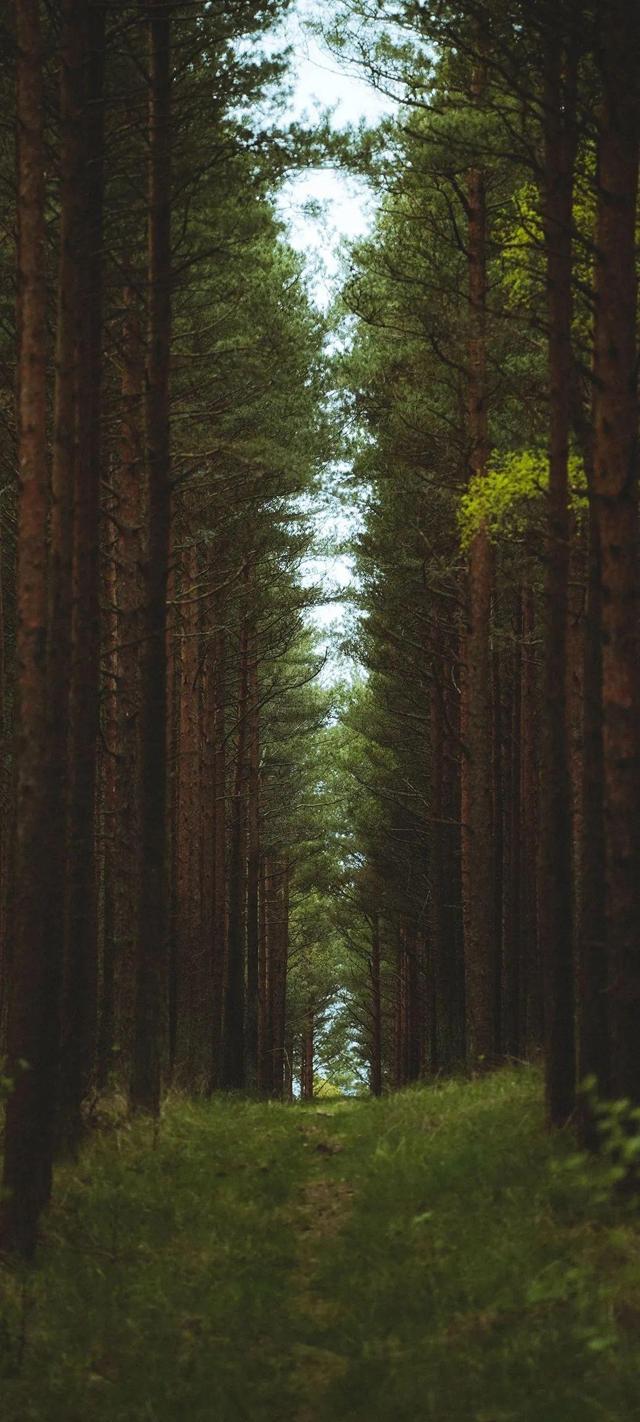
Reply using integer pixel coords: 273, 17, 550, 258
1, 1071, 639, 1420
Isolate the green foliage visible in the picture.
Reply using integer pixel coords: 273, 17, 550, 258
0, 1096, 309, 1418
459, 449, 588, 549
303, 1070, 640, 1421
2, 1075, 639, 1419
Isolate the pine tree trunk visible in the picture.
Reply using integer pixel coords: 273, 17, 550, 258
540, 25, 578, 1123
210, 605, 226, 1089
60, 1, 106, 1149
302, 1008, 314, 1100
220, 607, 249, 1089
47, 0, 87, 1151
269, 858, 289, 1098
0, 0, 53, 1255
578, 514, 608, 1134
502, 595, 522, 1059
113, 285, 146, 1078
462, 57, 496, 1068
370, 911, 382, 1096
592, 0, 640, 1106
520, 586, 542, 1050
258, 853, 270, 1093
174, 540, 201, 1086
245, 622, 260, 1090
131, 0, 172, 1114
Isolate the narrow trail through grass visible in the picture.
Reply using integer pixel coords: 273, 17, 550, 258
1, 1071, 639, 1421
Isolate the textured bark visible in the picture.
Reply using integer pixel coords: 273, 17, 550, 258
492, 647, 504, 1058
578, 515, 608, 1134
97, 540, 118, 1090
502, 597, 522, 1060
47, 0, 86, 1151
301, 1008, 314, 1100
220, 607, 249, 1089
113, 286, 146, 1075
0, 0, 53, 1255
259, 853, 274, 1095
210, 606, 226, 1089
245, 622, 260, 1090
268, 858, 289, 1098
199, 571, 215, 1087
462, 57, 496, 1068
540, 23, 578, 1123
370, 911, 382, 1096
394, 928, 408, 1088
592, 0, 640, 1105
174, 541, 202, 1086
131, 0, 172, 1113
520, 587, 542, 1050
60, 2, 106, 1149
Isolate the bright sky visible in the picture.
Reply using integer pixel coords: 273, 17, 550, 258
277, 2, 394, 656
280, 0, 392, 304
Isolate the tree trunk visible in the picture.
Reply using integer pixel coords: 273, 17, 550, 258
257, 847, 273, 1092
269, 857, 289, 1098
131, 0, 172, 1114
47, 0, 87, 1152
210, 603, 226, 1089
302, 1008, 314, 1100
370, 911, 382, 1096
540, 23, 578, 1123
578, 514, 608, 1136
592, 0, 640, 1106
462, 56, 496, 1068
520, 586, 542, 1050
0, 0, 53, 1255
59, 1, 106, 1150
220, 606, 249, 1089
245, 620, 260, 1090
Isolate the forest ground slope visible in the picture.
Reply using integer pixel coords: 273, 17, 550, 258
1, 1071, 639, 1421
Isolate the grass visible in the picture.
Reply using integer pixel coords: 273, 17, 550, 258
1, 1070, 639, 1420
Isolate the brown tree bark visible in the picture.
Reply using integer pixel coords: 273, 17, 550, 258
370, 910, 382, 1095
173, 539, 202, 1087
259, 853, 273, 1094
113, 285, 146, 1077
46, 0, 87, 1152
502, 594, 522, 1060
268, 857, 289, 1098
577, 515, 608, 1134
462, 56, 496, 1069
520, 586, 542, 1050
210, 602, 226, 1089
59, 1, 106, 1149
131, 0, 172, 1114
0, 0, 53, 1255
245, 618, 260, 1090
301, 1007, 314, 1101
591, 0, 640, 1106
97, 533, 118, 1090
220, 605, 249, 1089
540, 18, 578, 1123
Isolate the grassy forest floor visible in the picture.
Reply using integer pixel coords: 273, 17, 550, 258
1, 1069, 640, 1421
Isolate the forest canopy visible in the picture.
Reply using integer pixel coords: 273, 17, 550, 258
1, 0, 640, 1274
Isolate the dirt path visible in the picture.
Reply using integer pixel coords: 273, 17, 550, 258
288, 1109, 356, 1421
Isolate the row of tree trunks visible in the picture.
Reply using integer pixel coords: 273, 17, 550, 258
1, 0, 304, 1260
591, 0, 640, 1109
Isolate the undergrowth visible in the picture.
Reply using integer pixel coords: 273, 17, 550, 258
0, 1070, 639, 1421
